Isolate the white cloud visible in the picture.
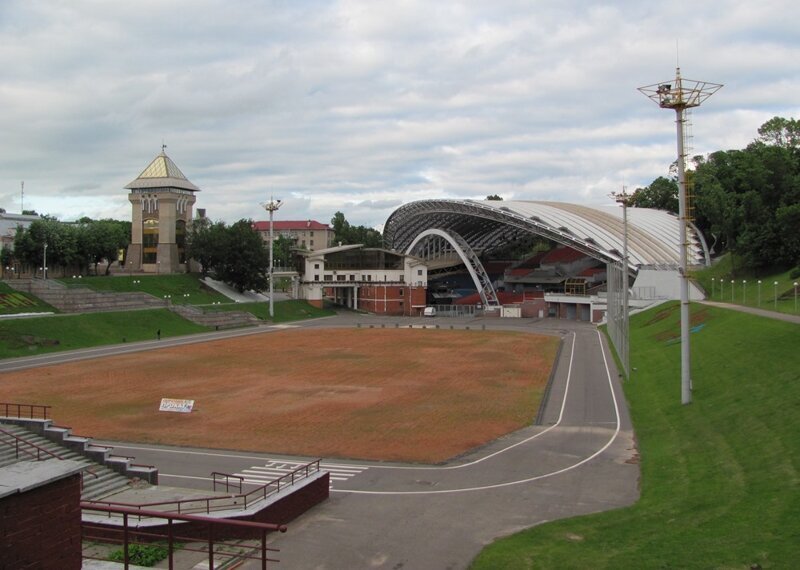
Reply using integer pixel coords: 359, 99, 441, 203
0, 0, 798, 228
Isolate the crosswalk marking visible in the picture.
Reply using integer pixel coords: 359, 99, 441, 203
233, 459, 368, 490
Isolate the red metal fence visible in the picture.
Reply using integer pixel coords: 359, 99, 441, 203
81, 502, 287, 569
0, 402, 51, 419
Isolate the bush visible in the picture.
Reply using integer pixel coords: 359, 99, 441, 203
109, 543, 168, 567
790, 267, 800, 279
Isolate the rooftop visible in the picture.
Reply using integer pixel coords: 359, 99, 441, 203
125, 151, 200, 192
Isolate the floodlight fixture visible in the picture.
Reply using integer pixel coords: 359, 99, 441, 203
639, 67, 722, 406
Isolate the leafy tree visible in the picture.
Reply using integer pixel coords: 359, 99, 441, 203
630, 176, 679, 213
486, 194, 503, 201
186, 217, 227, 277
757, 116, 800, 149
330, 211, 383, 247
81, 219, 129, 275
272, 235, 295, 268
213, 220, 269, 293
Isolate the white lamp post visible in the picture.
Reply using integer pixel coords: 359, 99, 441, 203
794, 282, 798, 312
711, 277, 715, 299
261, 196, 283, 319
43, 243, 48, 280
743, 280, 747, 305
774, 281, 779, 311
730, 279, 734, 302
757, 280, 762, 307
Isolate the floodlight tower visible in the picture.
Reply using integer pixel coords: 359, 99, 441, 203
610, 187, 632, 378
639, 68, 722, 405
262, 196, 283, 319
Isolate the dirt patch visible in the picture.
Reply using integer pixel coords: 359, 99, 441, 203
0, 328, 559, 463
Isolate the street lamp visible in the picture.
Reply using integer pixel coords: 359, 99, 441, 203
711, 277, 715, 298
730, 279, 734, 302
794, 282, 798, 313
743, 280, 747, 305
757, 280, 762, 307
720, 279, 724, 300
43, 242, 48, 280
261, 196, 283, 319
774, 281, 778, 311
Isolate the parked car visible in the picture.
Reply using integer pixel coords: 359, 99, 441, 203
423, 306, 437, 317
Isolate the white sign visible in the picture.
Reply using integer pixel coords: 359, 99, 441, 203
159, 398, 195, 413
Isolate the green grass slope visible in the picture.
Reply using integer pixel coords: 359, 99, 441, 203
0, 281, 58, 315
471, 302, 800, 569
57, 273, 231, 305
0, 310, 210, 359
205, 299, 335, 322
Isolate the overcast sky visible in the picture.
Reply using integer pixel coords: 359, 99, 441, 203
1, 1, 798, 229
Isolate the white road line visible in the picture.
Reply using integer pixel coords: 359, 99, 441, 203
333, 329, 621, 495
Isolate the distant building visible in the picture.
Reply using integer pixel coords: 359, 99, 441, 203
125, 150, 199, 274
298, 244, 428, 316
0, 212, 40, 252
252, 220, 333, 252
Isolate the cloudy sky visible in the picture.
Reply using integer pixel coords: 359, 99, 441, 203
1, 1, 798, 229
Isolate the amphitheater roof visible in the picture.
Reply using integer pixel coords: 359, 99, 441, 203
384, 199, 710, 269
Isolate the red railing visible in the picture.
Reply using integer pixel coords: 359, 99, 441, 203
0, 402, 51, 419
81, 502, 286, 569
88, 459, 322, 516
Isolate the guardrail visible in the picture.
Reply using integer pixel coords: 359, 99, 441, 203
81, 502, 286, 569
0, 402, 51, 419
88, 459, 321, 516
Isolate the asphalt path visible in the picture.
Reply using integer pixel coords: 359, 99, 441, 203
39, 314, 642, 569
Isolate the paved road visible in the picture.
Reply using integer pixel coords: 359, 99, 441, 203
77, 315, 639, 569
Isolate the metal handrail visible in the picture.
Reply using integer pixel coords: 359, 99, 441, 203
81, 502, 286, 570
0, 427, 100, 481
88, 459, 322, 516
0, 402, 51, 419
212, 471, 243, 493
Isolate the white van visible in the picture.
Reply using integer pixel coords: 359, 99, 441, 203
423, 306, 437, 317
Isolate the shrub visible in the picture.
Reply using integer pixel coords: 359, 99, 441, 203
109, 543, 168, 567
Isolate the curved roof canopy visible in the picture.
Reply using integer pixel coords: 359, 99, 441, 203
125, 151, 200, 192
384, 199, 710, 269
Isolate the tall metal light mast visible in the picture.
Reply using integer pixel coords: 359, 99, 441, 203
639, 68, 722, 405
261, 196, 282, 319
610, 187, 632, 378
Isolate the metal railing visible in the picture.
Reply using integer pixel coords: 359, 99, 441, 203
0, 427, 99, 485
212, 471, 243, 494
82, 502, 286, 569
0, 402, 52, 419
88, 459, 322, 516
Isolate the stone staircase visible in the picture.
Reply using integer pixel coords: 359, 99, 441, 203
169, 303, 261, 329
0, 421, 157, 501
4, 278, 260, 329
5, 278, 166, 313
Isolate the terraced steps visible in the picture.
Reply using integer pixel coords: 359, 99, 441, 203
0, 422, 154, 501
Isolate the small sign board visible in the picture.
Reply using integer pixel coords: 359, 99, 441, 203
159, 398, 195, 413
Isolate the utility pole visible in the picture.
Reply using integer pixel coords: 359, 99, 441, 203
610, 187, 632, 378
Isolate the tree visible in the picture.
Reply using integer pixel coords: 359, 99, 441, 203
81, 219, 129, 275
186, 217, 227, 277
213, 220, 269, 293
630, 176, 679, 213
330, 211, 383, 247
757, 116, 800, 149
486, 194, 503, 201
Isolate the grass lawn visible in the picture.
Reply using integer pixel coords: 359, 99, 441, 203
0, 310, 210, 359
693, 255, 800, 315
206, 299, 335, 322
471, 302, 800, 569
0, 281, 58, 315
56, 273, 231, 306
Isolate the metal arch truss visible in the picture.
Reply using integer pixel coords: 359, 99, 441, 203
406, 228, 501, 307
385, 199, 625, 265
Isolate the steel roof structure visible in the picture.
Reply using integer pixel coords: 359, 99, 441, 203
384, 199, 710, 270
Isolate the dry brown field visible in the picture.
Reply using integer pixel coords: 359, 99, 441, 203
1, 328, 559, 463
